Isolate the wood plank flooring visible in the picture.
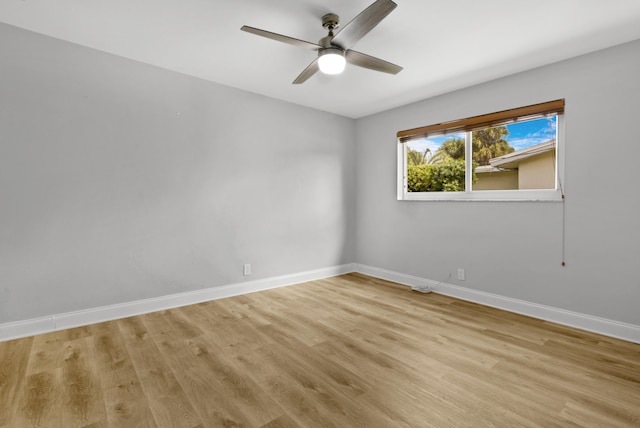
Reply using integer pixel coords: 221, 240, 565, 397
1, 273, 639, 427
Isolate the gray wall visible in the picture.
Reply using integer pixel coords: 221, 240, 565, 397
2, 20, 639, 330
0, 23, 356, 323
355, 39, 640, 326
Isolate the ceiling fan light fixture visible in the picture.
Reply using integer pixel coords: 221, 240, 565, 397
318, 48, 346, 75
241, 0, 402, 84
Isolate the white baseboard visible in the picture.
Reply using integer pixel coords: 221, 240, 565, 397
355, 264, 640, 344
3, 262, 639, 344
0, 263, 357, 342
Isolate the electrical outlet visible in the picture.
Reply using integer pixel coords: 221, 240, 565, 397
457, 268, 465, 281
243, 263, 252, 276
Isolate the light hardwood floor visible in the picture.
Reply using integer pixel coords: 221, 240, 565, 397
1, 273, 639, 427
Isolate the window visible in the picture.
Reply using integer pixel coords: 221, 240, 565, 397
397, 100, 564, 201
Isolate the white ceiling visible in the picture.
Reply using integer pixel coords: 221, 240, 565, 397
2, 0, 640, 118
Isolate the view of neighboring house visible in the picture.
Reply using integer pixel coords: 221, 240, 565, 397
474, 139, 556, 190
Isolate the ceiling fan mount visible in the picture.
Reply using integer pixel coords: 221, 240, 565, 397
241, 0, 403, 84
321, 13, 340, 32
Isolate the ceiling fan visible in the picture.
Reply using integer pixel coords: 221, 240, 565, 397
241, 0, 403, 84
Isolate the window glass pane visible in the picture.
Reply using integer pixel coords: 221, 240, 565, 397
472, 116, 557, 191
406, 132, 466, 192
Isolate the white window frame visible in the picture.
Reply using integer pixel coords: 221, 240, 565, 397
397, 112, 565, 202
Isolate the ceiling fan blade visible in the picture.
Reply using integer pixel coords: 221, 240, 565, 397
241, 26, 321, 51
293, 58, 320, 84
332, 0, 397, 49
345, 50, 402, 74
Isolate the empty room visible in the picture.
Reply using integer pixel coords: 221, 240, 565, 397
1, 0, 639, 427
